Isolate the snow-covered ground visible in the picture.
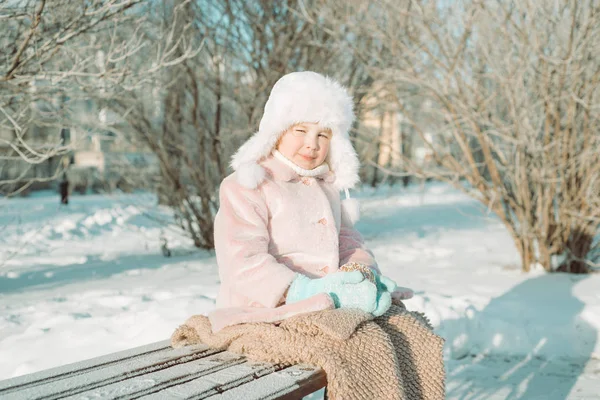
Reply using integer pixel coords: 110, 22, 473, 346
1, 184, 599, 399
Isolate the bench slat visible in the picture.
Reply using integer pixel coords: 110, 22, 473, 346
140, 360, 284, 399
204, 365, 327, 400
0, 342, 221, 400
0, 340, 170, 392
61, 352, 246, 400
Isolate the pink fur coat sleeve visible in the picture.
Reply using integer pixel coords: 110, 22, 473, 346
339, 203, 380, 274
213, 177, 297, 309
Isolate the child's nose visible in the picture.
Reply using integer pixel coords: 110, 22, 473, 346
305, 135, 319, 150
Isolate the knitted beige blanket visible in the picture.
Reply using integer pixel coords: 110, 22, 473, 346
171, 301, 445, 400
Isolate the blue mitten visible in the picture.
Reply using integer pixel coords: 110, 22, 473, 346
372, 274, 398, 317
286, 271, 378, 314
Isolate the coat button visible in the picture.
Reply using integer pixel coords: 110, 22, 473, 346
301, 177, 312, 186
318, 218, 327, 225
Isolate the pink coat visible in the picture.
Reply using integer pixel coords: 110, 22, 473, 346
209, 155, 379, 332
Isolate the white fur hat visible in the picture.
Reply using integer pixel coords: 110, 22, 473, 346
231, 71, 360, 192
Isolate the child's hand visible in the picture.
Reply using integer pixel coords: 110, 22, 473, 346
328, 276, 378, 313
372, 274, 397, 317
339, 262, 398, 317
286, 271, 378, 314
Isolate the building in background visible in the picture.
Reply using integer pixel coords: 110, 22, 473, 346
358, 84, 435, 187
0, 87, 158, 196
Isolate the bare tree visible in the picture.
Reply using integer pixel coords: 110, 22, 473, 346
102, 0, 360, 249
0, 0, 152, 195
319, 0, 600, 273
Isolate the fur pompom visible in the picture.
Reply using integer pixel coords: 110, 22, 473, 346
341, 197, 360, 225
236, 162, 267, 189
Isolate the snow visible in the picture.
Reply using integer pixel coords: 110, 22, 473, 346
1, 184, 599, 399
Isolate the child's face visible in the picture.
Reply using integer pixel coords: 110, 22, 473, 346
276, 122, 332, 170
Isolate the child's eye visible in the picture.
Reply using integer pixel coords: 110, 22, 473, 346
292, 129, 307, 137
319, 134, 330, 139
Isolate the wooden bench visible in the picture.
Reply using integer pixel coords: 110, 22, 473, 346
0, 340, 326, 399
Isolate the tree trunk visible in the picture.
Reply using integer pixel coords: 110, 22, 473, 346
516, 236, 535, 273
557, 229, 593, 274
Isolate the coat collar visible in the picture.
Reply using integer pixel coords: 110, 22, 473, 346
260, 154, 336, 184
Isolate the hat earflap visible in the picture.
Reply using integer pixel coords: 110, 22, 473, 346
328, 133, 360, 191
231, 130, 282, 189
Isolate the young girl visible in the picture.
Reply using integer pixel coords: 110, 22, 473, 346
209, 71, 411, 332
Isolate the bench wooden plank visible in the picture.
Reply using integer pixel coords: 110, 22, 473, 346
204, 364, 327, 400
61, 352, 247, 400
0, 340, 171, 392
140, 360, 283, 399
0, 341, 221, 400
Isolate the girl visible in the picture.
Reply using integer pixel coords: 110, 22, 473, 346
208, 71, 412, 332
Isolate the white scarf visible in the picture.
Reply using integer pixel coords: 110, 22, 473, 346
272, 150, 330, 177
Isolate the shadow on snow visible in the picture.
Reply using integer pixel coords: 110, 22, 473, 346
442, 273, 596, 399
0, 252, 212, 294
